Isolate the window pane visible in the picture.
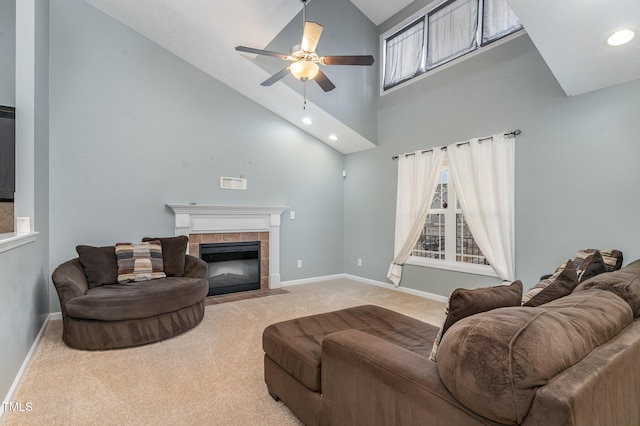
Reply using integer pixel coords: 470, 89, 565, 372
456, 213, 488, 265
430, 169, 449, 209
427, 0, 478, 69
384, 18, 426, 89
481, 0, 522, 44
413, 214, 445, 260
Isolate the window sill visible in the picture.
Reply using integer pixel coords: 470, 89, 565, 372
406, 256, 498, 278
0, 232, 38, 254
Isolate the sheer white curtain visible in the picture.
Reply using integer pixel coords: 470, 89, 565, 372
482, 0, 522, 43
447, 133, 515, 281
388, 148, 446, 286
427, 0, 478, 69
383, 18, 425, 89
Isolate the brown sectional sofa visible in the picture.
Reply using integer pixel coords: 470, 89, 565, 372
263, 259, 640, 425
52, 239, 209, 350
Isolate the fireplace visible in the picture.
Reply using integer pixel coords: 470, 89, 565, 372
167, 204, 288, 289
200, 241, 261, 296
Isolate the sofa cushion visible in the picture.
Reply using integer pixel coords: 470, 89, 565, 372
573, 259, 640, 317
262, 305, 439, 392
436, 290, 633, 425
76, 245, 118, 288
142, 235, 188, 277
116, 241, 166, 283
522, 259, 578, 307
65, 277, 208, 321
429, 280, 522, 362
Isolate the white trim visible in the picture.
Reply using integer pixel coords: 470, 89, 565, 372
167, 204, 288, 289
280, 274, 347, 287
343, 274, 449, 303
281, 273, 448, 304
15, 0, 36, 226
406, 256, 499, 278
0, 232, 38, 254
49, 312, 62, 320
1, 313, 52, 420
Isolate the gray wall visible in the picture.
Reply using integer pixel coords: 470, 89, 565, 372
0, 0, 49, 404
343, 31, 640, 295
258, 0, 379, 143
48, 0, 345, 311
0, 0, 15, 105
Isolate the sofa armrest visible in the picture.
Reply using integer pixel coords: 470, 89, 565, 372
184, 255, 207, 279
51, 259, 89, 309
320, 329, 496, 426
523, 319, 640, 426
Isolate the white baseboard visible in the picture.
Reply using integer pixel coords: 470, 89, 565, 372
49, 312, 62, 320
1, 313, 56, 419
280, 273, 448, 304
342, 274, 449, 304
280, 274, 347, 287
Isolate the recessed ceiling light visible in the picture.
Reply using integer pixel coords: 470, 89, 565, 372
328, 134, 338, 141
302, 117, 312, 125
607, 29, 635, 46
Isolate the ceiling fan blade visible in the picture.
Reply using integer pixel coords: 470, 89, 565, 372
322, 55, 375, 66
261, 67, 291, 87
236, 46, 288, 60
301, 22, 323, 52
314, 70, 336, 92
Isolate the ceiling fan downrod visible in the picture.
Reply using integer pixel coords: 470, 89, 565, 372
301, 0, 310, 34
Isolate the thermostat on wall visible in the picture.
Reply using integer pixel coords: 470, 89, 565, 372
220, 176, 247, 190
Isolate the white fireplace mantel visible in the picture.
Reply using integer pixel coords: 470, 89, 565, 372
167, 204, 288, 287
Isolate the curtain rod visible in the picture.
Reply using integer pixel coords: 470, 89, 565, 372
391, 129, 521, 160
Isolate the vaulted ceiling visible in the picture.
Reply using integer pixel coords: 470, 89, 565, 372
84, 0, 640, 154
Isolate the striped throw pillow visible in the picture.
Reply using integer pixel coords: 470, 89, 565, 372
115, 241, 166, 283
574, 248, 623, 274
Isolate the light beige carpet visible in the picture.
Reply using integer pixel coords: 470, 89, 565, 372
2, 278, 445, 426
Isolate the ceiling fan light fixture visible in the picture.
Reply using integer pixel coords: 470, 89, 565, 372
290, 60, 319, 81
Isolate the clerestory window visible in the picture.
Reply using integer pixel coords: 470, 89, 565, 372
382, 0, 523, 91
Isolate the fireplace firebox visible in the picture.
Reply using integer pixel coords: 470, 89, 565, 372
200, 241, 261, 296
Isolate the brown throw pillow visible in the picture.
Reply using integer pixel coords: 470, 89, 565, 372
116, 241, 166, 283
429, 280, 523, 362
76, 245, 118, 288
142, 235, 188, 277
522, 260, 579, 307
575, 249, 607, 282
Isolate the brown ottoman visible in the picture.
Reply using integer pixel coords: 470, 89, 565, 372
262, 305, 439, 425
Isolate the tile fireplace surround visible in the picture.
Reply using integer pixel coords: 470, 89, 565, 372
167, 204, 288, 289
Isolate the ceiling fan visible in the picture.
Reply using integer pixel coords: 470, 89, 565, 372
235, 0, 375, 93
